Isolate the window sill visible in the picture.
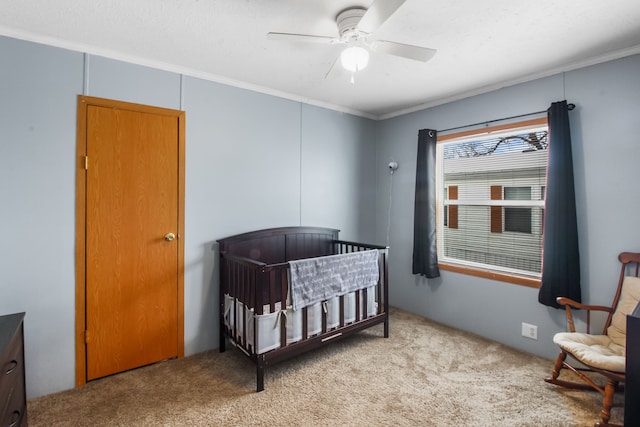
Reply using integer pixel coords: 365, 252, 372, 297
438, 262, 541, 288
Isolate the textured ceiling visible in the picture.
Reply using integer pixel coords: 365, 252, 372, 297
2, 0, 640, 119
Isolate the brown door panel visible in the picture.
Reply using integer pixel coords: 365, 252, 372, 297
85, 105, 179, 380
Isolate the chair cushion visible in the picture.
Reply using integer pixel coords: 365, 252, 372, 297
553, 332, 625, 372
608, 276, 640, 347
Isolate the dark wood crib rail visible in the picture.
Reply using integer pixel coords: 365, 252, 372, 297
218, 227, 389, 391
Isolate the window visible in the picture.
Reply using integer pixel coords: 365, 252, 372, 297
504, 187, 532, 233
436, 118, 548, 284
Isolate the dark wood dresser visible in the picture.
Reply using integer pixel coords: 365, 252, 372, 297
625, 302, 640, 426
0, 313, 26, 427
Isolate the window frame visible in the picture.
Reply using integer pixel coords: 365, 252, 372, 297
436, 117, 548, 288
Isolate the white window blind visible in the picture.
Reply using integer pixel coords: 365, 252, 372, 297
436, 122, 548, 277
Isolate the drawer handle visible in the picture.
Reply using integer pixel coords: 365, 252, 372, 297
5, 360, 18, 374
9, 410, 21, 427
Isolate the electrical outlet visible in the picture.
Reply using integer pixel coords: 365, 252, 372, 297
521, 322, 538, 340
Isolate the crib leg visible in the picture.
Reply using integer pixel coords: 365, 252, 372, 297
219, 325, 226, 352
384, 316, 389, 338
257, 355, 265, 392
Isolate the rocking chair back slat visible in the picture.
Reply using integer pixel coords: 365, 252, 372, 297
604, 252, 640, 334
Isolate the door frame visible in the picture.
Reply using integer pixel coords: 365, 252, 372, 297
75, 95, 185, 386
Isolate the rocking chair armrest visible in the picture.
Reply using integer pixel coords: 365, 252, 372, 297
556, 297, 613, 313
556, 297, 614, 333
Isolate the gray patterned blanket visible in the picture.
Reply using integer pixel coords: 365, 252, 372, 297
288, 250, 379, 311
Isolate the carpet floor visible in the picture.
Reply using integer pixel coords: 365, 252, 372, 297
27, 308, 624, 426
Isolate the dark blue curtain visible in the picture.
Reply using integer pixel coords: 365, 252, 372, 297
412, 129, 440, 278
538, 101, 581, 308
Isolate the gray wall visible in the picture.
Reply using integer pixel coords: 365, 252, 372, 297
0, 35, 378, 398
375, 54, 640, 359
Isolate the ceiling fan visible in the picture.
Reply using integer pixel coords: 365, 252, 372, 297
267, 0, 436, 80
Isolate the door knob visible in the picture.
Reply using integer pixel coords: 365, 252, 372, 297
164, 233, 176, 241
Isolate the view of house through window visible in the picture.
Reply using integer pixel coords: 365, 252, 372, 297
436, 118, 548, 279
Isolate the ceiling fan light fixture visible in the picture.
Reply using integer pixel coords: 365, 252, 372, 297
340, 46, 369, 72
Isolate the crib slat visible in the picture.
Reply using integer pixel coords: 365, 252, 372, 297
302, 307, 308, 340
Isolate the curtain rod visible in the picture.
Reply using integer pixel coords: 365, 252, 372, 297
438, 103, 575, 134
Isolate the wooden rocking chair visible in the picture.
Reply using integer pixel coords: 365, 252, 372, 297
545, 252, 640, 427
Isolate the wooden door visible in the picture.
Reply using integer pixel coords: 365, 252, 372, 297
76, 96, 185, 383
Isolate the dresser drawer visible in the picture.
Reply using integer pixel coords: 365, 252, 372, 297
0, 324, 24, 389
1, 339, 25, 422
0, 313, 26, 427
2, 396, 25, 427
1, 323, 23, 367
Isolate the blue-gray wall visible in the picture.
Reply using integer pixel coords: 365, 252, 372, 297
376, 54, 640, 359
0, 35, 378, 398
3, 33, 640, 400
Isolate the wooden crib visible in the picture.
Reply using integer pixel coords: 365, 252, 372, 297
218, 226, 389, 391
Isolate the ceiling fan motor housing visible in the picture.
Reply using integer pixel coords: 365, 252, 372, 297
336, 8, 367, 39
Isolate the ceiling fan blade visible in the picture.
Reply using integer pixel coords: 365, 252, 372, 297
323, 55, 343, 80
267, 32, 338, 44
373, 40, 437, 62
356, 0, 407, 34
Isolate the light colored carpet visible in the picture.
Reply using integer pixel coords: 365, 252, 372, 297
27, 308, 623, 426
